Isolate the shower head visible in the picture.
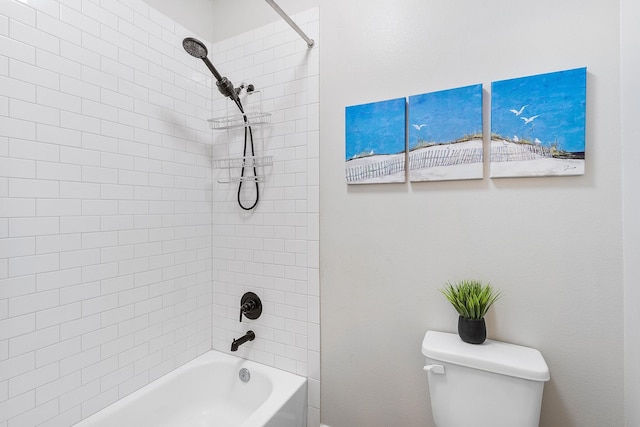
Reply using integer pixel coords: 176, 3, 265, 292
182, 37, 208, 59
182, 37, 240, 106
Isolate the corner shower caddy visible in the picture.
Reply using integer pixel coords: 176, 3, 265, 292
209, 90, 272, 184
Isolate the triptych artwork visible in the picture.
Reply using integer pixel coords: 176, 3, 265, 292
345, 67, 587, 184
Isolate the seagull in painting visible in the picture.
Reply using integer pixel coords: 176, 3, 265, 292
521, 115, 540, 124
513, 135, 519, 142
412, 124, 427, 130
534, 138, 542, 145
510, 105, 527, 116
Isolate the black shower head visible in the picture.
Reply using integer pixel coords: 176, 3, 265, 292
182, 37, 241, 106
182, 37, 208, 59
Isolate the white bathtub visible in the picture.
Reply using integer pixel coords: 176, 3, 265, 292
74, 350, 307, 427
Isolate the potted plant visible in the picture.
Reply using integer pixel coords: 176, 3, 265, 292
440, 279, 502, 344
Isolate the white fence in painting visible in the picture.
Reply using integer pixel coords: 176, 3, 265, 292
345, 144, 552, 182
409, 148, 483, 170
491, 144, 552, 162
345, 157, 405, 183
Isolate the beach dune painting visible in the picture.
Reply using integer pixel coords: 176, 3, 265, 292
345, 97, 406, 184
408, 84, 483, 181
491, 67, 587, 178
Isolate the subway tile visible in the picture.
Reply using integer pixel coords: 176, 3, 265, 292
0, 389, 35, 422
81, 200, 118, 216
37, 161, 82, 181
81, 0, 118, 29
0, 157, 36, 179
60, 313, 100, 341
60, 146, 101, 167
100, 244, 134, 263
60, 111, 101, 133
10, 19, 60, 55
59, 379, 100, 414
36, 199, 82, 217
0, 34, 36, 66
0, 352, 34, 382
35, 371, 81, 406
59, 248, 100, 269
81, 65, 118, 91
0, 75, 36, 102
7, 362, 55, 401
0, 275, 36, 299
0, 116, 36, 140
81, 386, 118, 419
36, 124, 81, 148
81, 165, 118, 184
81, 128, 119, 152
36, 268, 82, 292
38, 407, 82, 427
9, 325, 59, 358
100, 1, 134, 24
0, 313, 35, 341
36, 304, 82, 330
10, 139, 59, 162
36, 233, 82, 254
36, 9, 81, 44
100, 24, 133, 52
60, 4, 100, 36
59, 182, 101, 199
9, 217, 59, 237
9, 58, 59, 90
8, 289, 59, 317
9, 252, 59, 276
101, 57, 134, 83
60, 75, 100, 102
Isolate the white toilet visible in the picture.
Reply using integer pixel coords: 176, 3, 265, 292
421, 330, 550, 427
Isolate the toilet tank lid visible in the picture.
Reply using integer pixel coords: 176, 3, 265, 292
422, 331, 550, 382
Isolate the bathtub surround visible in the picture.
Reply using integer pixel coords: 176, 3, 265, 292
0, 1, 215, 425
0, 1, 319, 426
208, 9, 320, 426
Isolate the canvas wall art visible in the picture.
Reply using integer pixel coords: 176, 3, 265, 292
490, 67, 587, 178
408, 84, 483, 181
345, 97, 406, 184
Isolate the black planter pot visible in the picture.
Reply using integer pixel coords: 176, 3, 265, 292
458, 316, 487, 344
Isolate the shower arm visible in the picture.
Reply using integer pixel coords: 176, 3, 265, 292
264, 0, 315, 48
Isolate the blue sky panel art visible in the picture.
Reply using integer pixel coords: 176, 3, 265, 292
345, 97, 406, 184
408, 84, 483, 181
490, 67, 587, 178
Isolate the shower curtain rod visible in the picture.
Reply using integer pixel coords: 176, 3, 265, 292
264, 0, 315, 48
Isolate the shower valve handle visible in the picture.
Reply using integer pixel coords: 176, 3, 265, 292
239, 292, 262, 322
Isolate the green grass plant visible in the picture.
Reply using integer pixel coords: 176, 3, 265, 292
440, 280, 502, 320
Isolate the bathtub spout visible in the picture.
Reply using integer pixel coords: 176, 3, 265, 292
231, 330, 255, 351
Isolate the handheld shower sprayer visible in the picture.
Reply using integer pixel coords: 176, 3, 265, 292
182, 36, 261, 211
182, 37, 242, 111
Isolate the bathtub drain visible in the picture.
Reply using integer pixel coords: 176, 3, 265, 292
239, 368, 250, 383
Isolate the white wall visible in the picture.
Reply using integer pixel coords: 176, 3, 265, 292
0, 1, 214, 425
208, 9, 320, 426
320, 1, 624, 426
621, 0, 640, 425
141, 0, 214, 41
208, 0, 318, 42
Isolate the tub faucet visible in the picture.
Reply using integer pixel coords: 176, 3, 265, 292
231, 330, 255, 352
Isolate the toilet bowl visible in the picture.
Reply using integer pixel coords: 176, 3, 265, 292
422, 330, 550, 427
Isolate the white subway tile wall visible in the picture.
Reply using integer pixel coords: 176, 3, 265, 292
1, 0, 215, 425
209, 8, 320, 427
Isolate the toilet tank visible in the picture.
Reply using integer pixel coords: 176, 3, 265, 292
421, 331, 550, 427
